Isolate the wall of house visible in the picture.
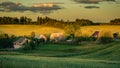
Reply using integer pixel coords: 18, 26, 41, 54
13, 45, 23, 49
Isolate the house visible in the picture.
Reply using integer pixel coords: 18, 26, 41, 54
91, 31, 99, 37
50, 32, 64, 42
34, 34, 47, 42
13, 38, 30, 49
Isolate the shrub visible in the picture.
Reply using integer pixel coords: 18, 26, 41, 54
23, 41, 36, 50
99, 36, 113, 44
90, 36, 98, 41
64, 25, 76, 35
23, 43, 30, 50
0, 38, 13, 49
77, 36, 91, 42
0, 33, 14, 49
99, 31, 114, 44
74, 29, 82, 37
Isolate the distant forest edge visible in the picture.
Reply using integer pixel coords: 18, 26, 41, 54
0, 16, 120, 28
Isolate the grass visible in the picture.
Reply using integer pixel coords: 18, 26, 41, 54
0, 55, 120, 68
0, 42, 120, 68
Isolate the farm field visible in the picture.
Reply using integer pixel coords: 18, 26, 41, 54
0, 25, 120, 68
0, 42, 120, 68
0, 25, 120, 36
0, 25, 64, 36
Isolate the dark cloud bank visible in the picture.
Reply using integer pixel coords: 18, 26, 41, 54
0, 1, 62, 14
84, 6, 100, 9
73, 0, 118, 9
73, 0, 116, 4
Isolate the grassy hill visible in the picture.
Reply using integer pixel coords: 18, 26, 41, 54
0, 41, 120, 68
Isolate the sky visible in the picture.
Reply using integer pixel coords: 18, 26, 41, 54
0, 0, 120, 22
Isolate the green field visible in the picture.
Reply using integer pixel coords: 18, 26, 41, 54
0, 41, 120, 68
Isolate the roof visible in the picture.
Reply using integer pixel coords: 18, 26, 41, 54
92, 31, 99, 37
14, 38, 26, 43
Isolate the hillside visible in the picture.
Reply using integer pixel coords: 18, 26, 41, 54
0, 25, 120, 68
0, 42, 120, 68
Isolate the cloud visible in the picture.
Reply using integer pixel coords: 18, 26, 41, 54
73, 0, 116, 4
84, 6, 100, 9
0, 1, 62, 14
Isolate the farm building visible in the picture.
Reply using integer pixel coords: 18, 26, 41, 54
34, 34, 47, 42
13, 38, 30, 49
50, 32, 64, 42
91, 31, 100, 37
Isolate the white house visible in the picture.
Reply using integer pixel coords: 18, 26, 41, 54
34, 34, 47, 42
50, 32, 64, 42
13, 38, 30, 49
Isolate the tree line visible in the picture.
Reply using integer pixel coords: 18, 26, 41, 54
0, 16, 120, 28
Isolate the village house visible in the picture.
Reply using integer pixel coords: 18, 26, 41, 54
91, 31, 100, 37
13, 37, 30, 49
34, 34, 47, 43
50, 32, 64, 42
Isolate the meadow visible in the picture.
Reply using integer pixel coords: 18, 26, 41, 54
0, 41, 120, 68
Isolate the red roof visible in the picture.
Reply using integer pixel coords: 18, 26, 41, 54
92, 31, 99, 37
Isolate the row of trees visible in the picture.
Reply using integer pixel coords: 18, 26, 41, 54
0, 16, 32, 24
0, 16, 95, 27
0, 16, 120, 28
110, 18, 120, 25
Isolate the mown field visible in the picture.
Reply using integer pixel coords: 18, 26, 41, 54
0, 41, 120, 68
0, 25, 120, 36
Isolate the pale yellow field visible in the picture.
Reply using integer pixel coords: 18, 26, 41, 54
0, 25, 120, 37
80, 25, 120, 37
0, 25, 64, 36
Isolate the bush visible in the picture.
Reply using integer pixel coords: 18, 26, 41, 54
0, 33, 14, 49
64, 25, 76, 35
90, 36, 98, 41
23, 41, 36, 50
99, 36, 114, 44
99, 31, 114, 44
76, 36, 91, 42
0, 38, 13, 49
23, 43, 30, 50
